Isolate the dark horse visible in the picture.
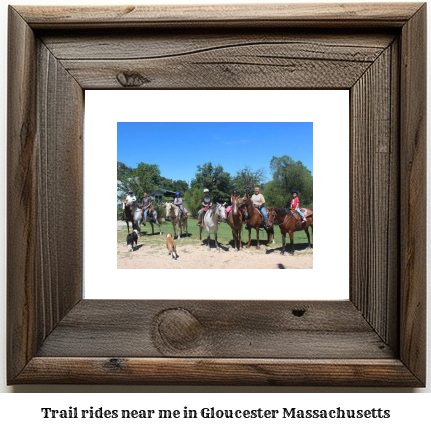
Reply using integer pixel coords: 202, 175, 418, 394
122, 201, 137, 233
141, 206, 162, 235
266, 207, 313, 255
238, 193, 274, 249
227, 197, 243, 251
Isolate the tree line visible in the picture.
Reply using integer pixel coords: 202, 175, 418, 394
117, 156, 313, 217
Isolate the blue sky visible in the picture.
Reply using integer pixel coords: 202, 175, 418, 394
117, 122, 313, 185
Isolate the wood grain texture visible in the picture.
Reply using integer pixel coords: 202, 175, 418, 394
350, 44, 399, 348
7, 6, 83, 383
35, 40, 84, 336
15, 3, 423, 29
7, 6, 38, 381
36, 300, 393, 359
7, 3, 426, 386
15, 358, 422, 386
399, 3, 427, 385
41, 30, 395, 89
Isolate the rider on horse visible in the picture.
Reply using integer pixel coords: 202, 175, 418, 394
125, 190, 136, 207
226, 190, 245, 216
251, 187, 268, 226
141, 191, 153, 226
289, 190, 307, 223
197, 188, 212, 226
173, 192, 186, 216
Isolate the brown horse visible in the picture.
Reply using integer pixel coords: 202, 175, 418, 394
238, 193, 274, 249
227, 197, 243, 251
266, 207, 313, 255
122, 201, 135, 233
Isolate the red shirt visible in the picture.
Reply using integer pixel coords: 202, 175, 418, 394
291, 197, 299, 209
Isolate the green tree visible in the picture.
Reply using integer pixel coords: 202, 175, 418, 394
267, 156, 313, 207
262, 180, 286, 208
183, 187, 203, 217
117, 161, 161, 201
232, 166, 266, 196
190, 162, 231, 204
172, 180, 189, 195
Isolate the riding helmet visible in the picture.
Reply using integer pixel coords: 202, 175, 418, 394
176, 192, 180, 196
291, 189, 298, 194
203, 188, 209, 193
232, 190, 238, 195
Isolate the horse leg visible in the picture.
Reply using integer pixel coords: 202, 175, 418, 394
199, 226, 202, 241
304, 226, 311, 249
267, 227, 274, 245
215, 230, 219, 251
280, 233, 286, 255
289, 230, 294, 255
246, 228, 251, 248
231, 228, 237, 252
256, 228, 260, 250
207, 229, 211, 250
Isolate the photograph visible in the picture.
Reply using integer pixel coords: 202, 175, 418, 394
3, 1, 426, 396
117, 122, 313, 269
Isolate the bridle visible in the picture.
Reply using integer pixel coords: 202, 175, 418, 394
268, 209, 293, 229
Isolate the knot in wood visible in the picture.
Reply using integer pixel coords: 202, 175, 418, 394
292, 308, 306, 317
116, 71, 150, 87
154, 308, 203, 351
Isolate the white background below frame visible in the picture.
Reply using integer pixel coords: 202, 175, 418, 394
84, 90, 349, 300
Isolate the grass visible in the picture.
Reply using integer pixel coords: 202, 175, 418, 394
117, 217, 313, 252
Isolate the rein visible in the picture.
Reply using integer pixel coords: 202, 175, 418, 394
270, 210, 294, 228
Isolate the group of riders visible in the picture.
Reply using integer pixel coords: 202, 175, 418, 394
123, 187, 307, 227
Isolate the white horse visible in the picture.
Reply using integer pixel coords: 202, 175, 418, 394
142, 207, 162, 235
132, 203, 144, 235
122, 201, 143, 235
199, 202, 227, 251
165, 202, 188, 240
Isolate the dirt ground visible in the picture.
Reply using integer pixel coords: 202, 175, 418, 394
117, 222, 313, 270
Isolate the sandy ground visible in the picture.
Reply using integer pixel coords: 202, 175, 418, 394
117, 222, 313, 270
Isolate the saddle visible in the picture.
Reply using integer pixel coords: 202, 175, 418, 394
291, 208, 312, 230
254, 206, 266, 226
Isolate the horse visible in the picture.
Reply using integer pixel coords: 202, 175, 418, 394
266, 207, 313, 255
122, 201, 142, 234
199, 202, 227, 251
165, 202, 188, 239
227, 197, 243, 251
238, 193, 274, 249
141, 206, 162, 235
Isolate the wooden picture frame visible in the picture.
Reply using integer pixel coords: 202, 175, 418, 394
7, 3, 426, 386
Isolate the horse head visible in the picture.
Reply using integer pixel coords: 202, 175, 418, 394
232, 197, 239, 215
164, 202, 172, 217
216, 202, 227, 221
238, 195, 247, 208
266, 207, 277, 228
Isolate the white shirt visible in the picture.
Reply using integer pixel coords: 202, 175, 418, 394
126, 194, 136, 204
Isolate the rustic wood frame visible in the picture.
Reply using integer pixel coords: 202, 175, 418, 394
7, 3, 426, 386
